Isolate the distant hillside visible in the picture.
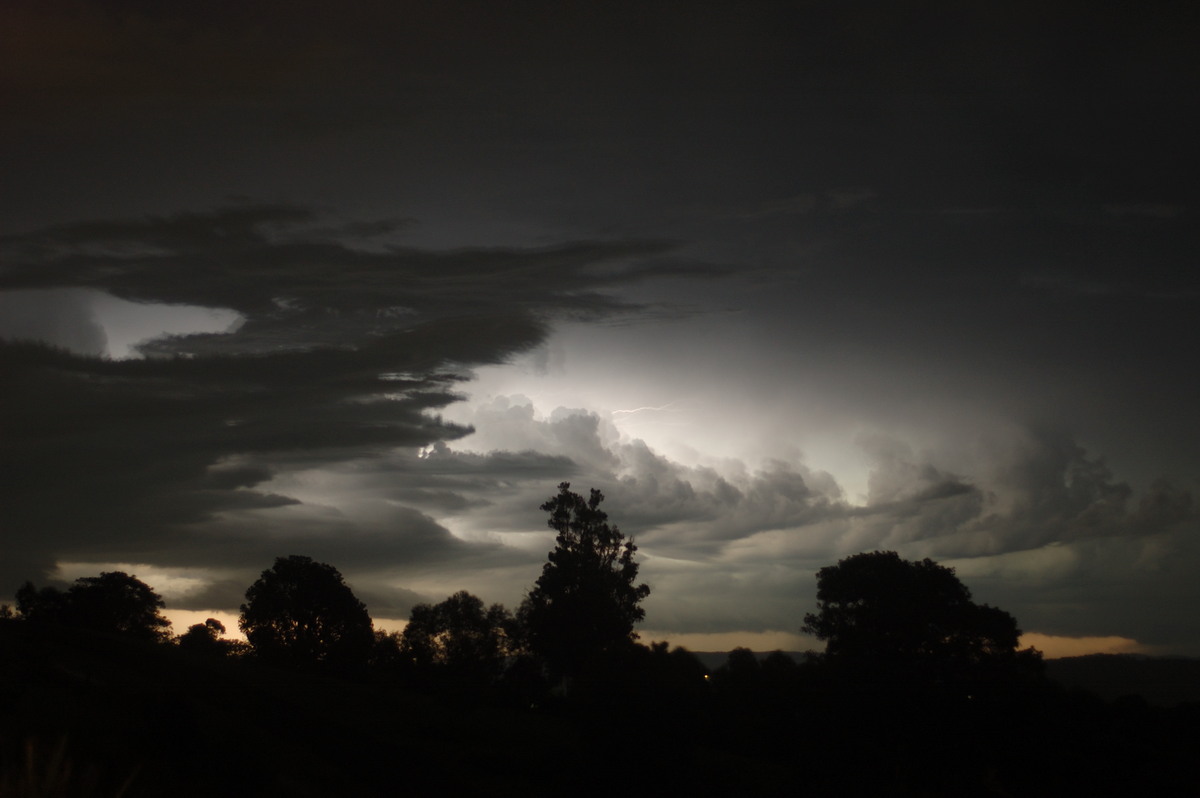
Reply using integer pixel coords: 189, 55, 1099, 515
691, 651, 808, 671
1045, 654, 1200, 706
692, 650, 1200, 707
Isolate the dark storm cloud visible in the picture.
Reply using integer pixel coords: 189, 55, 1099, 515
0, 204, 695, 592
0, 289, 108, 356
9, 2, 1195, 225
4, 0, 1199, 651
124, 499, 507, 620
944, 430, 1197, 556
0, 337, 464, 585
0, 206, 682, 328
802, 428, 1196, 571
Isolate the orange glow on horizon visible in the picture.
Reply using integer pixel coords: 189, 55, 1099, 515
1019, 633, 1148, 658
161, 614, 1151, 660
166, 610, 245, 641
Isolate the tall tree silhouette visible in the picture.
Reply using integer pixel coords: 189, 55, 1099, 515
239, 555, 374, 671
519, 483, 650, 679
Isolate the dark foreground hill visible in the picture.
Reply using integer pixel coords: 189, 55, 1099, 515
693, 651, 1200, 708
4, 621, 1200, 797
0, 621, 788, 797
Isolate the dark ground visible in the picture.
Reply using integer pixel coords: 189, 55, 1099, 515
3, 622, 1198, 797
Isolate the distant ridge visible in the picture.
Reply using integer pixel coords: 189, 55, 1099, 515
690, 651, 809, 671
1045, 654, 1200, 706
691, 650, 1200, 707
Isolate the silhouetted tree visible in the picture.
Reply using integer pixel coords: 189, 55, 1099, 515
712, 648, 804, 693
759, 649, 801, 688
177, 617, 230, 656
15, 572, 171, 641
239, 555, 374, 671
400, 591, 514, 684
802, 551, 1037, 683
638, 641, 710, 699
14, 582, 68, 625
518, 483, 650, 679
371, 629, 406, 672
717, 647, 761, 682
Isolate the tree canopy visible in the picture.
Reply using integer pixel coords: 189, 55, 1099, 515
400, 591, 514, 684
177, 617, 231, 656
519, 483, 650, 678
15, 571, 171, 642
239, 555, 374, 670
802, 551, 1032, 680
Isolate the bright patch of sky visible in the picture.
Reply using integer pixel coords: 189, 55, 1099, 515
446, 324, 885, 505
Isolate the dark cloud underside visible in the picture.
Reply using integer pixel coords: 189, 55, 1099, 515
0, 205, 696, 588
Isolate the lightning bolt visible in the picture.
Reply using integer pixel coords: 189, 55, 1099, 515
610, 401, 682, 416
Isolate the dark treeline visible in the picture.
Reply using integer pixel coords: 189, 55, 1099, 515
2, 484, 1198, 796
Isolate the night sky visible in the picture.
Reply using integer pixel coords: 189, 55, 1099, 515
2, 1, 1198, 656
